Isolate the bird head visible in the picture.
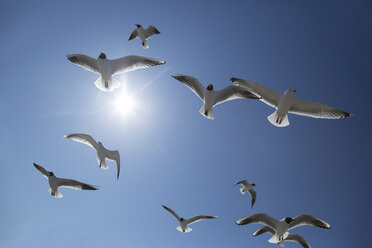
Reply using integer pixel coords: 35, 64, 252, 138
135, 24, 142, 28
284, 89, 296, 95
207, 84, 214, 91
285, 217, 295, 224
180, 218, 184, 222
98, 53, 106, 59
252, 183, 256, 186
48, 172, 55, 177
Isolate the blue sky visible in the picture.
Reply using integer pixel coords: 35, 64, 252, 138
0, 0, 371, 247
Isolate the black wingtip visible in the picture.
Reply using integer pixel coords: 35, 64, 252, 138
229, 77, 238, 82
343, 112, 353, 118
82, 184, 99, 190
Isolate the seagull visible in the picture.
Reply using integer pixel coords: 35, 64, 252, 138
172, 74, 259, 119
162, 204, 218, 233
230, 77, 352, 127
33, 162, 98, 198
128, 24, 160, 49
236, 213, 330, 245
234, 180, 257, 208
253, 226, 311, 248
64, 133, 120, 180
66, 53, 165, 91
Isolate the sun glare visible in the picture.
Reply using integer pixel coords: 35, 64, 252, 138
113, 87, 137, 118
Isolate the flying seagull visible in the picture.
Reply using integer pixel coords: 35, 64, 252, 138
66, 53, 165, 91
162, 204, 218, 233
172, 74, 259, 119
230, 77, 352, 127
33, 162, 98, 198
253, 226, 311, 248
234, 180, 257, 208
128, 24, 160, 49
236, 213, 330, 245
64, 133, 120, 180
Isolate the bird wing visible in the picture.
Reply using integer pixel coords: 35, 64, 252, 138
56, 178, 98, 190
253, 225, 275, 236
104, 149, 120, 180
289, 98, 352, 119
64, 133, 99, 151
144, 25, 160, 39
234, 179, 249, 187
229, 77, 281, 108
289, 214, 331, 230
33, 162, 50, 178
110, 55, 165, 75
128, 29, 138, 40
184, 215, 218, 225
248, 189, 257, 208
236, 213, 279, 230
162, 205, 181, 221
171, 74, 205, 101
285, 234, 311, 248
213, 85, 260, 107
66, 54, 100, 73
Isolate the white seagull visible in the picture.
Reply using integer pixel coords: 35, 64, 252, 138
162, 204, 218, 233
33, 162, 98, 198
234, 180, 257, 208
64, 133, 121, 180
172, 74, 259, 119
236, 213, 331, 245
128, 24, 160, 49
253, 226, 311, 248
230, 77, 352, 127
66, 53, 165, 91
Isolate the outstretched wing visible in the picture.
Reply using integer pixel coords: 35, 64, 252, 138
289, 214, 331, 230
105, 149, 120, 180
128, 29, 138, 40
144, 25, 160, 39
33, 162, 50, 178
230, 77, 281, 108
172, 74, 205, 101
64, 133, 99, 151
248, 189, 257, 208
56, 178, 98, 191
289, 98, 352, 119
185, 215, 218, 225
236, 213, 279, 230
213, 85, 259, 107
111, 55, 165, 75
234, 179, 249, 187
66, 54, 99, 73
285, 234, 311, 248
253, 225, 275, 236
162, 205, 181, 221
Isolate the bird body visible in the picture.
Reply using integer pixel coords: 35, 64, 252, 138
236, 213, 330, 245
230, 77, 352, 127
66, 53, 165, 91
172, 74, 259, 119
64, 133, 121, 179
33, 163, 98, 198
234, 180, 257, 208
128, 24, 160, 49
162, 204, 217, 233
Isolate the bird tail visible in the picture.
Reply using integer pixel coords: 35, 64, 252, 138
98, 158, 109, 170
199, 106, 214, 120
49, 188, 63, 198
142, 41, 149, 49
267, 111, 289, 127
94, 77, 121, 91
176, 226, 192, 233
239, 187, 247, 194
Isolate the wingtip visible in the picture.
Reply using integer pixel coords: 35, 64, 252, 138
343, 112, 353, 118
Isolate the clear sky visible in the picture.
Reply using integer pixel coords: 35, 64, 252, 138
0, 0, 371, 247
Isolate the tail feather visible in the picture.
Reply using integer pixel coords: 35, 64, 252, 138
199, 106, 214, 120
142, 41, 149, 49
94, 77, 121, 91
267, 111, 289, 127
176, 226, 192, 233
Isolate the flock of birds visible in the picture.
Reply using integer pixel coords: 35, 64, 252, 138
32, 24, 353, 248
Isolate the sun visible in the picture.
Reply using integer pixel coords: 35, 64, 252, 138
112, 87, 137, 118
